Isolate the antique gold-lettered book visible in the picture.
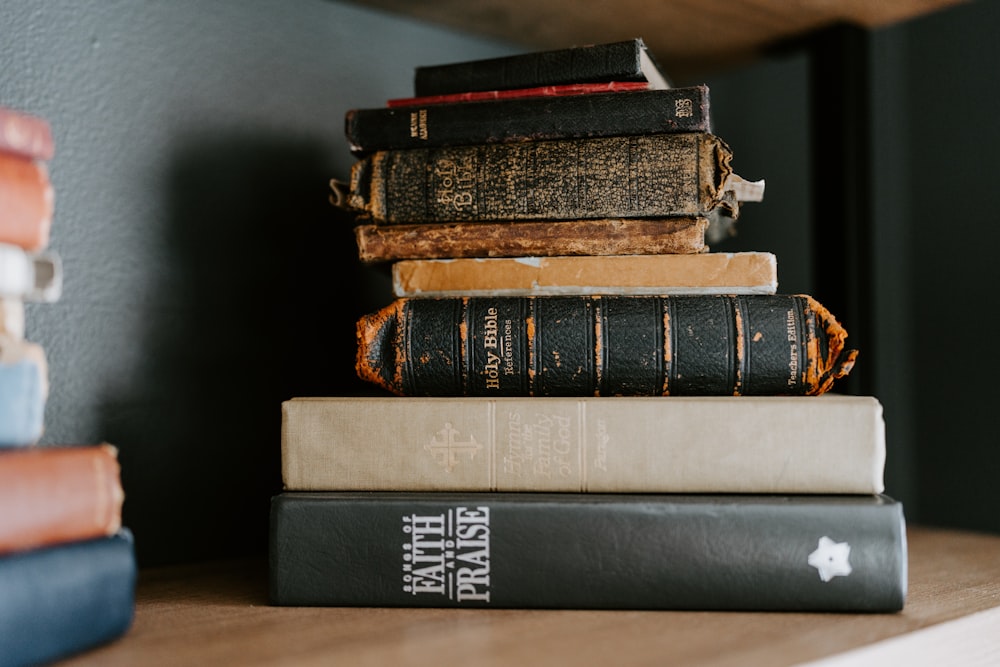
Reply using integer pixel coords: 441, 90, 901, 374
339, 133, 738, 224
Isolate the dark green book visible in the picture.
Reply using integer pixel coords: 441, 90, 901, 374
269, 492, 907, 612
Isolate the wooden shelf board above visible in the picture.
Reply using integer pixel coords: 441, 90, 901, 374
342, 0, 967, 82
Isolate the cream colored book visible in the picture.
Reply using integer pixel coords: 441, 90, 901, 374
0, 298, 25, 339
391, 252, 778, 297
281, 395, 885, 493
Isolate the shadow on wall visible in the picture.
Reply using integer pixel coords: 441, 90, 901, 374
98, 134, 392, 567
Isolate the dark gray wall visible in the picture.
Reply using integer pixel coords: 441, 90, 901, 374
2, 0, 996, 567
2, 0, 516, 566
904, 2, 1000, 533
705, 2, 1000, 535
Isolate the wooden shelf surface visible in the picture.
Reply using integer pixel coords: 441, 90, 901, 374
56, 525, 1000, 667
342, 0, 967, 82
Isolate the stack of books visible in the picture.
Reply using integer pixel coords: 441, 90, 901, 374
270, 40, 907, 612
0, 106, 136, 667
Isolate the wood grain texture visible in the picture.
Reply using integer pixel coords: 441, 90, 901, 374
339, 0, 968, 83
55, 526, 1000, 667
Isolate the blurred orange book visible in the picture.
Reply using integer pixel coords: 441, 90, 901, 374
0, 444, 124, 554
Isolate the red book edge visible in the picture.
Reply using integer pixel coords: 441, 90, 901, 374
0, 107, 54, 161
387, 81, 651, 108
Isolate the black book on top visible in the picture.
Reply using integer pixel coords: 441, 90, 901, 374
413, 38, 672, 96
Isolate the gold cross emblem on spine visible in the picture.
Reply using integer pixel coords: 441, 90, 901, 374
426, 423, 482, 472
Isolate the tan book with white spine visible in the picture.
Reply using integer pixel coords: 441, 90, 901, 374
391, 252, 777, 297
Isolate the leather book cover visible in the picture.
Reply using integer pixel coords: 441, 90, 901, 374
345, 85, 711, 155
0, 151, 53, 252
281, 395, 887, 494
0, 444, 125, 554
0, 530, 136, 666
413, 38, 671, 96
343, 133, 737, 224
390, 252, 777, 297
355, 294, 857, 397
352, 217, 708, 264
269, 492, 907, 611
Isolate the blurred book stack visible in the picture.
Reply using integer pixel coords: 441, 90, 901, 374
0, 105, 136, 667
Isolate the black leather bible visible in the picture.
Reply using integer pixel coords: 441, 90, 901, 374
269, 492, 907, 611
345, 85, 711, 155
355, 294, 858, 397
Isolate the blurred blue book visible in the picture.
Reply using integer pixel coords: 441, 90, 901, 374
0, 334, 47, 447
0, 530, 136, 667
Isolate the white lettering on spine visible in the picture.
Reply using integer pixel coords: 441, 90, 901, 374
402, 507, 491, 603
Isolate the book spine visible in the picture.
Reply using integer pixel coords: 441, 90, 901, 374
0, 531, 136, 666
0, 243, 62, 302
390, 252, 778, 297
0, 107, 54, 161
414, 39, 652, 96
269, 492, 907, 611
387, 81, 651, 107
346, 86, 711, 155
345, 133, 735, 224
0, 335, 48, 447
0, 444, 125, 554
0, 298, 25, 340
353, 217, 708, 264
281, 395, 886, 493
355, 295, 857, 397
0, 152, 53, 252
